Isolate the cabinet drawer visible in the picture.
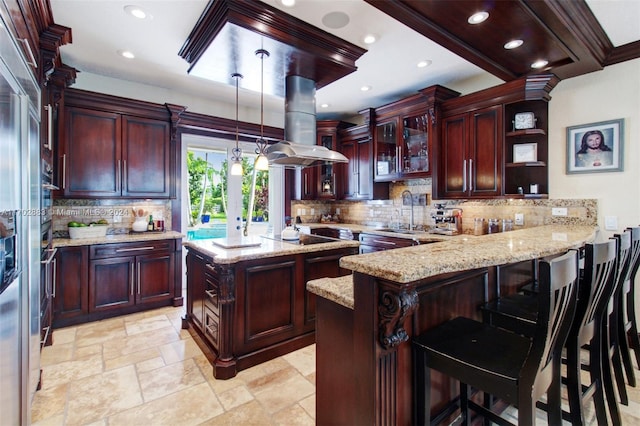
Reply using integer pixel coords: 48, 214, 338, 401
91, 239, 175, 259
358, 233, 416, 249
203, 307, 219, 349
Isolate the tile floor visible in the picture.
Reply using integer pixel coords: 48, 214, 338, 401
32, 306, 640, 425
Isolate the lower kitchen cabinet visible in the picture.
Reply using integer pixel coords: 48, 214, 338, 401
184, 245, 358, 379
53, 246, 89, 326
53, 238, 181, 328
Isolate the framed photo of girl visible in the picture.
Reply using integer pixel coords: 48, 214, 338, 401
566, 118, 624, 174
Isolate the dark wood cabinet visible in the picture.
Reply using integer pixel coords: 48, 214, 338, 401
184, 244, 358, 379
438, 105, 503, 199
373, 86, 459, 182
296, 120, 353, 200
358, 233, 418, 253
89, 240, 175, 313
339, 123, 389, 200
53, 238, 181, 328
53, 246, 89, 326
58, 89, 172, 198
503, 100, 550, 197
434, 75, 558, 200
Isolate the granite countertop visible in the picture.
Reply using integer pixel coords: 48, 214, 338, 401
53, 230, 184, 247
307, 224, 599, 309
183, 235, 359, 264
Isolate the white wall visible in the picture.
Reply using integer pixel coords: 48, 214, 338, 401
549, 58, 640, 234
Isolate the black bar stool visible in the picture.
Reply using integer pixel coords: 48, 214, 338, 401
617, 226, 640, 387
412, 250, 579, 426
481, 236, 629, 425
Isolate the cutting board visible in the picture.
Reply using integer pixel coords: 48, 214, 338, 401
211, 237, 262, 249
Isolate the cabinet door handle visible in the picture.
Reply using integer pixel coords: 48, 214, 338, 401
123, 160, 127, 191
19, 38, 37, 67
372, 239, 397, 246
62, 154, 66, 190
116, 246, 154, 253
117, 160, 121, 191
462, 159, 467, 192
304, 173, 308, 195
137, 262, 141, 294
52, 258, 57, 298
468, 159, 473, 192
130, 263, 135, 295
44, 105, 52, 150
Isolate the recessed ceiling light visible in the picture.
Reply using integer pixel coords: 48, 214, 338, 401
504, 39, 524, 50
468, 11, 489, 24
118, 50, 135, 59
360, 85, 372, 92
363, 34, 377, 44
280, 0, 295, 6
124, 5, 147, 19
417, 60, 432, 68
320, 103, 330, 108
322, 11, 350, 29
531, 59, 549, 69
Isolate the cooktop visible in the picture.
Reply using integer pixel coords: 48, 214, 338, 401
261, 233, 340, 245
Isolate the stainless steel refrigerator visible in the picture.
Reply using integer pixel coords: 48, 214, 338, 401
1, 7, 42, 424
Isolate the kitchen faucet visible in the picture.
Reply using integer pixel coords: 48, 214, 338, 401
401, 190, 414, 231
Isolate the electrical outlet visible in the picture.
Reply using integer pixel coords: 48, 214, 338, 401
604, 216, 618, 231
514, 213, 524, 226
311, 208, 315, 216
552, 207, 567, 216
300, 208, 306, 215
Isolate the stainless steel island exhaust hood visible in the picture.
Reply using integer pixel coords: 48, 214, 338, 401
267, 140, 347, 167
267, 75, 347, 168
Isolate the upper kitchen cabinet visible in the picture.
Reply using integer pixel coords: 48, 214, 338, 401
338, 109, 389, 200
433, 75, 559, 200
57, 89, 173, 199
438, 105, 503, 199
373, 86, 459, 182
297, 120, 353, 200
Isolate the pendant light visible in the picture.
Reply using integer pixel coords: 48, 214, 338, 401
230, 72, 243, 176
254, 48, 270, 171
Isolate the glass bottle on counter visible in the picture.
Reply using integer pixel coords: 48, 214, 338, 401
487, 218, 500, 234
502, 219, 513, 232
147, 215, 154, 231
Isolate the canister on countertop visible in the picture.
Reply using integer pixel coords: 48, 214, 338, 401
473, 218, 486, 236
502, 219, 513, 232
488, 218, 500, 234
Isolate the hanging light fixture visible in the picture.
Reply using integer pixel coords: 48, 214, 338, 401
254, 48, 270, 171
230, 72, 244, 176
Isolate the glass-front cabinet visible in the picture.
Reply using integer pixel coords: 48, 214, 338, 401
373, 85, 459, 182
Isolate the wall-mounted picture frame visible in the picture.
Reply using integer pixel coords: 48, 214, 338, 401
513, 143, 537, 163
566, 118, 623, 174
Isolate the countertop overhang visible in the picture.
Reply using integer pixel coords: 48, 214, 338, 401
340, 224, 598, 284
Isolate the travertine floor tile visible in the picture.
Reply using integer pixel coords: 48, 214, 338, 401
103, 347, 160, 371
271, 403, 314, 426
138, 357, 205, 402
41, 354, 104, 389
217, 384, 255, 411
249, 368, 315, 414
65, 365, 143, 425
198, 400, 273, 425
298, 393, 315, 419
283, 344, 315, 376
124, 313, 173, 336
30, 383, 68, 422
108, 382, 223, 426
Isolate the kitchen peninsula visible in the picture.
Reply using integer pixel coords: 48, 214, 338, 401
309, 224, 598, 425
183, 234, 358, 379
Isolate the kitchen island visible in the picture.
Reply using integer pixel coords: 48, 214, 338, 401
308, 224, 599, 425
183, 234, 359, 379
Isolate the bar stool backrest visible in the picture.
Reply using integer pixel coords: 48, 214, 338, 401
576, 239, 618, 346
526, 250, 579, 399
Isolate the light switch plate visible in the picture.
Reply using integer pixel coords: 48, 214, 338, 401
514, 213, 524, 226
604, 216, 618, 231
552, 207, 567, 216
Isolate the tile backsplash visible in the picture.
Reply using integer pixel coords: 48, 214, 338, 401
291, 179, 597, 234
52, 199, 171, 236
